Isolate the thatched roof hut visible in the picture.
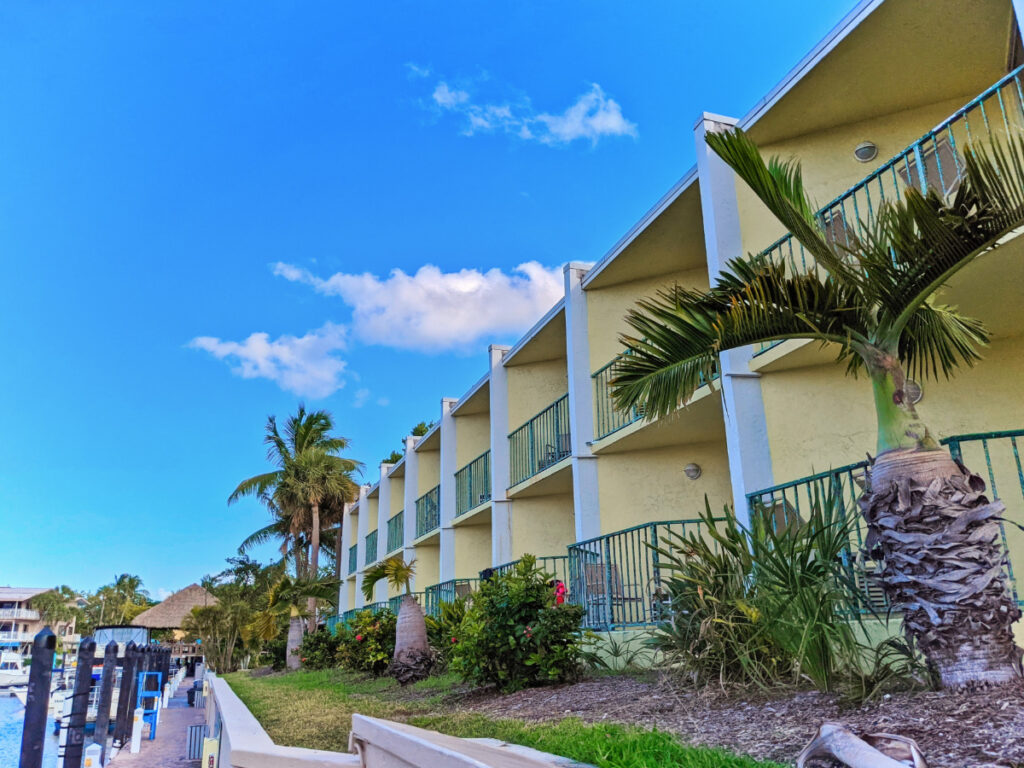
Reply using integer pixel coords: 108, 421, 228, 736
131, 583, 219, 629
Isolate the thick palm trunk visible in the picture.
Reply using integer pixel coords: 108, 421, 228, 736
391, 594, 431, 685
863, 356, 1022, 686
308, 503, 321, 633
286, 615, 304, 671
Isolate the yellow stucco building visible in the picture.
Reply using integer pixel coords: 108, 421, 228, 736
339, 0, 1024, 632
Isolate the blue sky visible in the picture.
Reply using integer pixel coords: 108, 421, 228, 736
0, 1, 852, 598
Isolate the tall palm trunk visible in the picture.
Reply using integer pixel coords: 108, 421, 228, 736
862, 355, 1022, 686
286, 614, 303, 671
307, 501, 321, 633
391, 593, 431, 685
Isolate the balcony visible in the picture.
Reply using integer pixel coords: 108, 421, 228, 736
415, 486, 440, 537
455, 451, 491, 516
423, 578, 478, 617
388, 592, 424, 614
0, 631, 33, 644
746, 428, 1024, 608
753, 64, 1024, 354
592, 353, 719, 441
348, 544, 357, 575
386, 511, 404, 554
509, 394, 571, 486
364, 530, 378, 566
486, 555, 570, 586
0, 608, 39, 621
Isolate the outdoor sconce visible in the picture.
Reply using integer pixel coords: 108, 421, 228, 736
854, 141, 878, 162
683, 463, 702, 480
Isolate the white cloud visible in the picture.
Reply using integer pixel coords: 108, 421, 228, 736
376, 397, 390, 407
156, 588, 173, 601
406, 62, 431, 79
189, 322, 348, 398
353, 387, 371, 408
424, 77, 636, 146
272, 261, 563, 352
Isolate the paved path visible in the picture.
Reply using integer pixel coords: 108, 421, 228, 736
110, 676, 205, 767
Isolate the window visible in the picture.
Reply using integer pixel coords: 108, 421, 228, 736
897, 136, 962, 196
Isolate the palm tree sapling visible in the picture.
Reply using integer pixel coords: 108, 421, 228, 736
361, 556, 431, 684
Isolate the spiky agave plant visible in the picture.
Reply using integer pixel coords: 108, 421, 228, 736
361, 556, 431, 684
613, 129, 1024, 686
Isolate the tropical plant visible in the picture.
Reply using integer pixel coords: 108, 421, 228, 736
424, 596, 469, 669
411, 421, 434, 436
297, 628, 341, 670
382, 449, 403, 464
182, 599, 252, 672
336, 608, 398, 675
230, 405, 361, 631
451, 555, 586, 692
361, 556, 431, 683
249, 574, 339, 670
612, 129, 1024, 686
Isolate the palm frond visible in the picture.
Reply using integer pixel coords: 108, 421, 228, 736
898, 300, 988, 381
361, 556, 416, 601
228, 470, 281, 504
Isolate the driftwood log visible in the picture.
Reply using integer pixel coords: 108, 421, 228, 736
797, 722, 928, 768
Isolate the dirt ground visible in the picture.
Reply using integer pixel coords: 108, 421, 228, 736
456, 674, 1024, 767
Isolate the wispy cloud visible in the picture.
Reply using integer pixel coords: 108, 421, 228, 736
406, 62, 431, 79
272, 261, 563, 352
353, 387, 371, 408
189, 322, 348, 398
418, 69, 637, 146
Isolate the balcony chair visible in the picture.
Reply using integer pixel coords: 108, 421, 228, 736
581, 562, 646, 628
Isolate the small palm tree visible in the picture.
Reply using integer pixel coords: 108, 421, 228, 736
613, 129, 1024, 687
361, 556, 431, 684
250, 575, 340, 670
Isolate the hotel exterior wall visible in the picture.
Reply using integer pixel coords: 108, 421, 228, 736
414, 541, 440, 588
759, 335, 1024, 484
509, 494, 575, 559
366, 496, 379, 534
736, 96, 976, 257
415, 449, 439, 498
453, 522, 492, 578
595, 441, 733, 534
585, 267, 710, 370
388, 475, 404, 517
506, 358, 569, 434
454, 412, 490, 467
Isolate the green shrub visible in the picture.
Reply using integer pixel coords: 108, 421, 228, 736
450, 555, 586, 692
650, 496, 916, 695
298, 628, 340, 670
335, 609, 397, 675
424, 596, 468, 669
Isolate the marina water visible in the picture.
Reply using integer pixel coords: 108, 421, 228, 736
0, 696, 58, 768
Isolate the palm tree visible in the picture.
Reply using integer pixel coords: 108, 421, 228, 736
249, 575, 339, 670
361, 556, 431, 684
612, 129, 1024, 687
230, 405, 361, 631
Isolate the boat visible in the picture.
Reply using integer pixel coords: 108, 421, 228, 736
0, 651, 29, 688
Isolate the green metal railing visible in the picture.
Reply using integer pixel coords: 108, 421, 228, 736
325, 613, 339, 633
753, 63, 1024, 354
361, 601, 389, 614
486, 555, 570, 587
364, 530, 378, 566
745, 429, 1023, 607
388, 592, 424, 614
386, 511, 404, 553
567, 518, 723, 630
423, 578, 479, 617
455, 451, 491, 516
348, 544, 357, 575
509, 394, 571, 486
415, 486, 440, 537
593, 354, 719, 440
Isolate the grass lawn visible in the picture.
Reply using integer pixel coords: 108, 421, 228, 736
224, 670, 784, 768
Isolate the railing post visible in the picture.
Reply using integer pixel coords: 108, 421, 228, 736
93, 639, 119, 762
113, 641, 138, 749
528, 421, 535, 479
18, 629, 56, 768
64, 636, 97, 768
602, 536, 614, 630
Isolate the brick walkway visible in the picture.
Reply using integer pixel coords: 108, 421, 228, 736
109, 676, 205, 767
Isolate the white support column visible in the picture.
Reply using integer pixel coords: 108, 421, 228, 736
438, 397, 458, 581
354, 484, 369, 608
402, 435, 419, 589
563, 262, 601, 543
488, 345, 513, 566
375, 463, 393, 602
694, 112, 774, 524
339, 500, 353, 612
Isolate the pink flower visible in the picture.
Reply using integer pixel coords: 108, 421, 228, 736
451, 637, 458, 644
356, 634, 363, 641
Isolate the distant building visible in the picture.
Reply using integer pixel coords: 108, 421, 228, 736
0, 587, 80, 658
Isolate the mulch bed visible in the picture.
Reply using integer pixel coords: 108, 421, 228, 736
455, 675, 1024, 767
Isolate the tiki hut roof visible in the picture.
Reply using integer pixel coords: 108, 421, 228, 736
130, 583, 219, 629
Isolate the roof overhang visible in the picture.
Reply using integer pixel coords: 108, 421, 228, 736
503, 300, 566, 367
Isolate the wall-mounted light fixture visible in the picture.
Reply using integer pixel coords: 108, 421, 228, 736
683, 463, 702, 480
854, 141, 878, 163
